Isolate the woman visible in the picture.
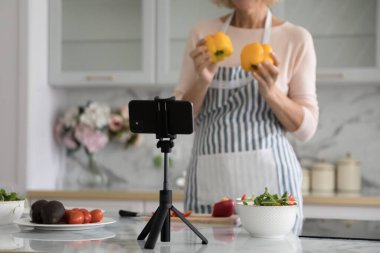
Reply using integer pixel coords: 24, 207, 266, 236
175, 0, 318, 233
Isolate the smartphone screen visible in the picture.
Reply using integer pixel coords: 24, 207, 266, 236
128, 100, 193, 135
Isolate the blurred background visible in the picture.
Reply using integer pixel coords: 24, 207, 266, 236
1, 0, 380, 218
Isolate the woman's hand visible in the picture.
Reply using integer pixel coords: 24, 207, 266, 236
253, 52, 280, 99
190, 39, 219, 86
252, 53, 305, 134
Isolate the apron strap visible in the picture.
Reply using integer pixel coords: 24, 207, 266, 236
221, 12, 234, 33
221, 9, 272, 44
262, 9, 272, 44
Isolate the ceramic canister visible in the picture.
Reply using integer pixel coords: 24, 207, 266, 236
311, 161, 335, 193
301, 168, 311, 194
336, 153, 361, 192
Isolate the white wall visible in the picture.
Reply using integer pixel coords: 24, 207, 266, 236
0, 0, 67, 192
0, 0, 23, 192
22, 0, 67, 190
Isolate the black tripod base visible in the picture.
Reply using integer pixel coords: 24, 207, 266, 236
137, 190, 208, 249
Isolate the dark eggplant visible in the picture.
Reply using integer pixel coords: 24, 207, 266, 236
30, 199, 48, 224
40, 200, 65, 224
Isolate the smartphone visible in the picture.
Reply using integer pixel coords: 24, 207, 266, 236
128, 99, 194, 135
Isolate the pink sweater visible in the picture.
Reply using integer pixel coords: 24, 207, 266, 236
174, 18, 319, 142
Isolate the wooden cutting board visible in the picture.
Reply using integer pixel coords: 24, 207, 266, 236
144, 214, 240, 226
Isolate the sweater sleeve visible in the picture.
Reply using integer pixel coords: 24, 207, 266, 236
288, 28, 319, 142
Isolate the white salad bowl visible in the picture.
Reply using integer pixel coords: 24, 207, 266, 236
0, 200, 25, 225
236, 202, 297, 239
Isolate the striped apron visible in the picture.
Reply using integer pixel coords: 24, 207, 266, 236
184, 10, 303, 233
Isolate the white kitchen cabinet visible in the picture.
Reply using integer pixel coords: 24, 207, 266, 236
49, 0, 380, 87
274, 0, 380, 84
49, 0, 156, 86
49, 0, 229, 87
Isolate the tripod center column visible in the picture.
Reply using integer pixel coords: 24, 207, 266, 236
160, 189, 173, 208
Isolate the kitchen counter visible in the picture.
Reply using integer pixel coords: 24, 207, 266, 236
27, 190, 380, 206
1, 212, 380, 253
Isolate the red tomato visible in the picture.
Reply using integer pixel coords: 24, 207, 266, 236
241, 194, 246, 201
63, 210, 72, 224
69, 240, 91, 249
68, 210, 84, 224
80, 209, 92, 224
288, 195, 297, 205
170, 210, 192, 217
181, 210, 192, 217
90, 209, 103, 223
71, 208, 80, 211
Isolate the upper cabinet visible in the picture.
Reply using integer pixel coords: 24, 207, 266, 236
273, 0, 380, 84
49, 0, 156, 86
49, 0, 380, 87
49, 0, 229, 87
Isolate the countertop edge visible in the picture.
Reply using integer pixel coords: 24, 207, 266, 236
26, 191, 380, 206
26, 190, 184, 201
303, 195, 380, 207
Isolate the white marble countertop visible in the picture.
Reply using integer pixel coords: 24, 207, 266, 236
1, 212, 380, 253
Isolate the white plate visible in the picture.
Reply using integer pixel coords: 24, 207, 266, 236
14, 217, 116, 231
13, 230, 115, 241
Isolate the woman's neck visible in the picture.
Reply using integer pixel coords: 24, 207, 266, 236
232, 6, 268, 29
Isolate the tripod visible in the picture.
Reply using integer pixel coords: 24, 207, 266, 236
137, 97, 208, 249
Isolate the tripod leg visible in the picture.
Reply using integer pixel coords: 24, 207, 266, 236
145, 206, 169, 249
171, 206, 208, 245
137, 206, 159, 240
161, 209, 171, 242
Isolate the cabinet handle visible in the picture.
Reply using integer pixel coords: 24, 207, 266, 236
86, 75, 114, 81
317, 73, 344, 79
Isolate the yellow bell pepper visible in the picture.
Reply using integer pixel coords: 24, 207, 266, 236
205, 32, 234, 62
241, 42, 274, 72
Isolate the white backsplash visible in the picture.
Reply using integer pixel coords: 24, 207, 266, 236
62, 84, 380, 192
293, 85, 380, 191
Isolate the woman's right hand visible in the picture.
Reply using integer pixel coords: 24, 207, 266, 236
190, 39, 219, 86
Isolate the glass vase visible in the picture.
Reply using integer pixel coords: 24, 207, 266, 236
77, 154, 109, 188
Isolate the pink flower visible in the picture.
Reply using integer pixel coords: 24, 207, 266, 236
108, 114, 124, 132
63, 132, 79, 150
54, 119, 65, 143
75, 124, 109, 154
120, 105, 129, 120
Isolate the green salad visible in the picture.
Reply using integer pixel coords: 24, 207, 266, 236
0, 188, 24, 201
241, 187, 297, 206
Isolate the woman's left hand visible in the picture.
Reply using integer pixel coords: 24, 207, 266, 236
252, 52, 280, 99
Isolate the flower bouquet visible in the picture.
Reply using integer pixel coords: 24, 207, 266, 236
107, 105, 142, 148
54, 102, 140, 188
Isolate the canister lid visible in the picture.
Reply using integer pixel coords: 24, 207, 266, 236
312, 160, 335, 171
337, 153, 360, 166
